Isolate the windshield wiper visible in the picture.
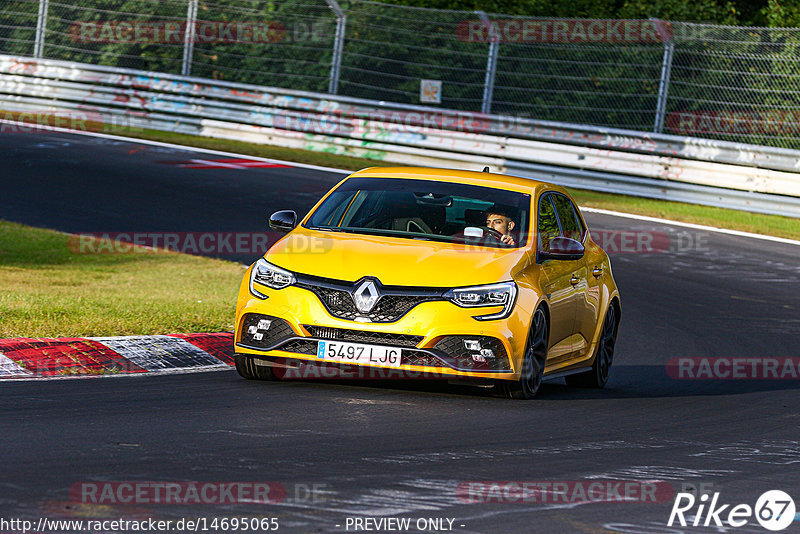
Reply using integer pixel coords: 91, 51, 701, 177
307, 226, 347, 232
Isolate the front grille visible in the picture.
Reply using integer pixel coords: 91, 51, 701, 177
277, 339, 318, 355
307, 287, 437, 322
304, 326, 423, 348
296, 274, 444, 323
239, 314, 295, 349
402, 352, 446, 367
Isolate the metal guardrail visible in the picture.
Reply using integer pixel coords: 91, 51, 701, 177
1, 54, 799, 218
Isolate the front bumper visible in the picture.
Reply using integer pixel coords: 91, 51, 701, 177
234, 276, 532, 380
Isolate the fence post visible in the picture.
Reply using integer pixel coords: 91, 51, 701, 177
476, 11, 498, 115
181, 0, 198, 76
326, 0, 346, 94
653, 24, 675, 133
34, 0, 49, 58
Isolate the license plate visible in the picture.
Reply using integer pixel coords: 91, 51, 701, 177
316, 340, 402, 368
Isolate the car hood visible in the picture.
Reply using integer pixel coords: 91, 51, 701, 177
265, 226, 530, 287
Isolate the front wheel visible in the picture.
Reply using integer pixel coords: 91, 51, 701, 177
496, 307, 549, 399
565, 304, 618, 388
234, 354, 276, 381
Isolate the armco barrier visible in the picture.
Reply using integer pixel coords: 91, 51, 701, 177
1, 54, 799, 218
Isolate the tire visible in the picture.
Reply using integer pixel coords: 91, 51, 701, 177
234, 353, 276, 381
496, 307, 549, 400
565, 304, 618, 388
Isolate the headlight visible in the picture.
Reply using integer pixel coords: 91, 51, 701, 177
249, 258, 296, 298
444, 281, 517, 320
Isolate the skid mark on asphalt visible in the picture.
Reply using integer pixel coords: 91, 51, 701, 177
585, 467, 736, 480
689, 440, 800, 465
200, 429, 331, 438
264, 478, 465, 517
362, 441, 669, 465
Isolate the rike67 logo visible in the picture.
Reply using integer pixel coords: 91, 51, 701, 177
668, 490, 796, 531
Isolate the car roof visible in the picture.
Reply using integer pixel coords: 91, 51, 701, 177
347, 166, 567, 196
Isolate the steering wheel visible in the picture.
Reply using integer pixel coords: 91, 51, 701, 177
451, 226, 505, 244
479, 226, 504, 241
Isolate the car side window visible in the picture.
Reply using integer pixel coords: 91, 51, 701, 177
537, 194, 560, 253
551, 194, 583, 242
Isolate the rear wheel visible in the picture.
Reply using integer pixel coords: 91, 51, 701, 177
496, 308, 548, 399
565, 304, 618, 388
234, 353, 276, 381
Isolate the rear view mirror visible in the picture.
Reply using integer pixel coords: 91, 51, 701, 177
268, 210, 297, 233
539, 236, 584, 261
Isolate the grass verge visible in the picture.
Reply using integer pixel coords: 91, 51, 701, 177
0, 221, 243, 338
117, 127, 800, 241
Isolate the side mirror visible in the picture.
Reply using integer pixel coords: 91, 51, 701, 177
539, 236, 585, 261
268, 210, 297, 233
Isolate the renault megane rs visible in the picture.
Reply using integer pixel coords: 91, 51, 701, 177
234, 167, 620, 399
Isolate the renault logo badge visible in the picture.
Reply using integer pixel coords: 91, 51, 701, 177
353, 279, 380, 313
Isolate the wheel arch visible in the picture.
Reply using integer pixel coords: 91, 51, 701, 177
609, 294, 621, 337
534, 298, 551, 348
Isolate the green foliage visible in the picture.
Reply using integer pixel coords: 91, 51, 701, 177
762, 0, 800, 27
3, 0, 800, 147
0, 1, 38, 56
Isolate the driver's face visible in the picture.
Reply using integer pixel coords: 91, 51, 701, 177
486, 213, 514, 235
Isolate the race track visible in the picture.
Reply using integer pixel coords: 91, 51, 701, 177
2, 130, 799, 533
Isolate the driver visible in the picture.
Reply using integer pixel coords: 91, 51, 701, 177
485, 205, 516, 246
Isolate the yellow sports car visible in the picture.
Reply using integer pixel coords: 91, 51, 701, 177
234, 167, 620, 399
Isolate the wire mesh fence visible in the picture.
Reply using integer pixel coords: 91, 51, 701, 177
190, 0, 336, 91
339, 2, 489, 111
0, 0, 39, 57
2, 0, 800, 149
668, 23, 800, 148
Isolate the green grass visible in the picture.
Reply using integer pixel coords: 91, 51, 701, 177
0, 221, 243, 338
114, 127, 800, 241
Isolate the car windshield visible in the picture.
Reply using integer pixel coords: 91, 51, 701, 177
305, 177, 531, 249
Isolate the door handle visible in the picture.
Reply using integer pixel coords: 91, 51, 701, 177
570, 275, 580, 286
592, 267, 603, 278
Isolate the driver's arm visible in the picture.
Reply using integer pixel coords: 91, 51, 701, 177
500, 233, 516, 246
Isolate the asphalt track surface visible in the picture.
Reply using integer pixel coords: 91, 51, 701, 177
2, 130, 800, 533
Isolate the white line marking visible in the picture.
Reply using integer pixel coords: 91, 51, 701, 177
184, 158, 246, 169
582, 207, 800, 247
